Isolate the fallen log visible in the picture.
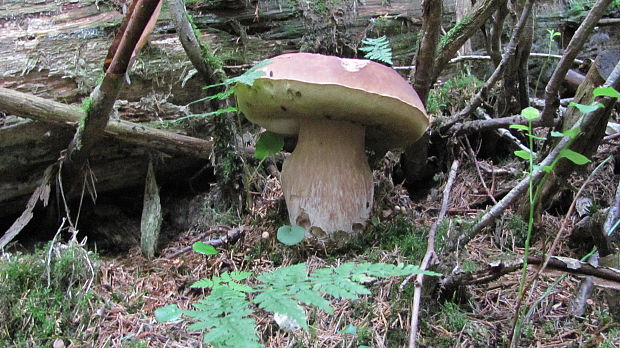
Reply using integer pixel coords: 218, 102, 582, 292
0, 87, 213, 159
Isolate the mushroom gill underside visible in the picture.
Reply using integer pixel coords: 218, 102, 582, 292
280, 118, 373, 241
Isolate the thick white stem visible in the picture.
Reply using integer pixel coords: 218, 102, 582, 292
281, 118, 373, 240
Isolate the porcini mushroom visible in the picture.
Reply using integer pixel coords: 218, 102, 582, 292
236, 53, 429, 242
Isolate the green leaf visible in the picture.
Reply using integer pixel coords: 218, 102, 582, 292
255, 131, 284, 160
531, 135, 547, 140
206, 59, 272, 89
340, 324, 358, 335
593, 86, 620, 98
294, 288, 333, 314
175, 106, 238, 122
359, 36, 393, 65
569, 102, 603, 114
192, 241, 218, 255
563, 127, 581, 138
277, 225, 305, 246
521, 107, 540, 120
155, 304, 183, 322
191, 278, 214, 288
542, 165, 554, 173
514, 150, 532, 160
253, 291, 308, 330
560, 149, 591, 165
509, 124, 529, 131
550, 131, 565, 137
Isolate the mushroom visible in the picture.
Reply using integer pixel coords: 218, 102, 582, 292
236, 53, 429, 242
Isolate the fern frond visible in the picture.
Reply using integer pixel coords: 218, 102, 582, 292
359, 36, 393, 65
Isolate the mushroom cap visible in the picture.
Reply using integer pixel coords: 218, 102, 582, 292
235, 52, 429, 152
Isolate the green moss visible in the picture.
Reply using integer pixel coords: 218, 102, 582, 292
0, 242, 98, 346
438, 14, 473, 53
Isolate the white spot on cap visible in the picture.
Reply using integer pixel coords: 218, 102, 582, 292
340, 58, 369, 72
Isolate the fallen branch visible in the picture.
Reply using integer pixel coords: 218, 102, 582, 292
0, 87, 212, 159
539, 0, 613, 125
406, 160, 459, 348
440, 255, 620, 289
447, 0, 535, 126
165, 226, 247, 258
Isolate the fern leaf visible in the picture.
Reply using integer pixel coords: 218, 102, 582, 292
184, 285, 261, 347
359, 36, 393, 65
253, 290, 308, 330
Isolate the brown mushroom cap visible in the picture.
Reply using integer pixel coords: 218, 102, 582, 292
235, 52, 429, 153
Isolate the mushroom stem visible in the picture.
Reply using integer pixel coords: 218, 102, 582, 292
281, 118, 373, 239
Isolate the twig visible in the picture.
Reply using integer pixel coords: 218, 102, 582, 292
569, 252, 598, 316
447, 0, 534, 126
406, 160, 459, 348
539, 0, 613, 125
440, 254, 620, 289
463, 138, 497, 204
392, 53, 584, 71
474, 109, 532, 155
165, 226, 247, 258
443, 111, 559, 137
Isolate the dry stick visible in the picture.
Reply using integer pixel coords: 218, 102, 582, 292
474, 109, 532, 154
392, 53, 585, 70
440, 254, 620, 289
406, 160, 459, 348
165, 226, 247, 258
514, 61, 620, 325
442, 135, 570, 254
539, 0, 613, 125
511, 156, 614, 346
463, 137, 497, 204
444, 0, 534, 132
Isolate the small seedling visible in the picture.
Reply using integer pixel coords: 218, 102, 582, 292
276, 225, 305, 245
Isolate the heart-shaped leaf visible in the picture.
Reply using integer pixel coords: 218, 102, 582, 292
521, 107, 540, 120
192, 241, 218, 255
277, 225, 305, 246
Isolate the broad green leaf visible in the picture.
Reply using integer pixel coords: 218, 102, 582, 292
340, 324, 358, 334
593, 86, 620, 98
521, 107, 540, 120
542, 165, 554, 172
550, 131, 564, 137
509, 124, 529, 131
192, 241, 218, 255
514, 150, 532, 160
531, 135, 547, 140
569, 102, 603, 114
277, 225, 305, 246
154, 304, 183, 322
563, 127, 581, 138
560, 149, 591, 165
255, 131, 284, 160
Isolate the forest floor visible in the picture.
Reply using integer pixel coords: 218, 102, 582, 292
76, 140, 620, 348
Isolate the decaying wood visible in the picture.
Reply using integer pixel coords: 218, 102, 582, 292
0, 87, 212, 159
440, 255, 620, 290
444, 0, 534, 129
140, 158, 162, 259
539, 0, 614, 125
